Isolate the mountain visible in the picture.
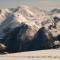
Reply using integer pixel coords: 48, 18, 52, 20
50, 8, 60, 15
0, 6, 50, 39
0, 6, 60, 53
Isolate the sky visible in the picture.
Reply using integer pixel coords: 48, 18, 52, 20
0, 0, 60, 9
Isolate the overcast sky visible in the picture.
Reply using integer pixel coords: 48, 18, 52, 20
0, 0, 60, 9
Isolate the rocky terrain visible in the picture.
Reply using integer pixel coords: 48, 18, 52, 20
0, 6, 60, 53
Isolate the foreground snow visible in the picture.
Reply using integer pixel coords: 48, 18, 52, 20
0, 49, 60, 60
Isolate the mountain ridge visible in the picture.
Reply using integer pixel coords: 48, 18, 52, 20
0, 6, 60, 53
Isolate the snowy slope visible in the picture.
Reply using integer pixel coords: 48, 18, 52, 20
0, 6, 52, 28
0, 49, 60, 60
0, 6, 60, 38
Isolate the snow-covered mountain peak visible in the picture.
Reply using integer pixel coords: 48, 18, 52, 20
0, 6, 60, 52
0, 6, 60, 37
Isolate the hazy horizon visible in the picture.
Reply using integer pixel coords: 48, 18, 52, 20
0, 0, 60, 9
